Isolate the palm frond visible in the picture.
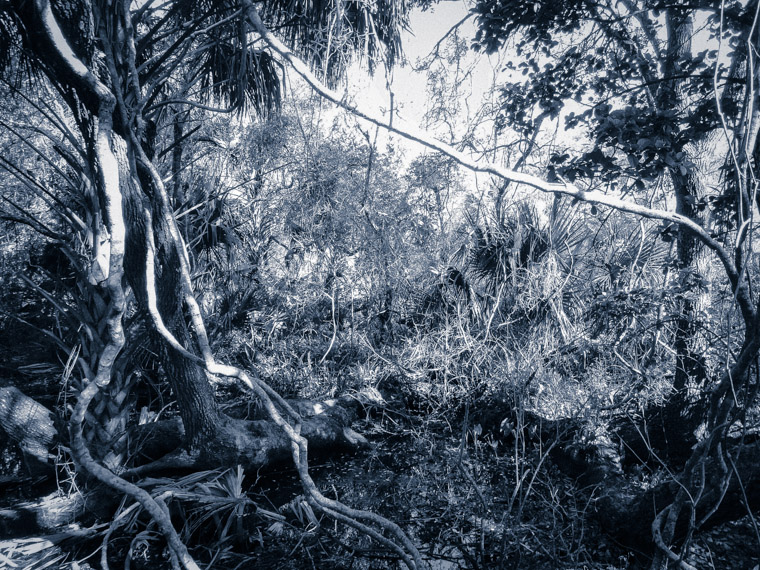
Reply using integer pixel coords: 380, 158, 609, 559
261, 0, 408, 84
199, 41, 281, 115
465, 202, 550, 293
548, 196, 588, 252
0, 8, 40, 86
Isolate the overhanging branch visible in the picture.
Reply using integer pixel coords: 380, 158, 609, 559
243, 2, 756, 324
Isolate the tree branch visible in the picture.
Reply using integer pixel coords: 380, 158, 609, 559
244, 2, 753, 325
32, 2, 200, 568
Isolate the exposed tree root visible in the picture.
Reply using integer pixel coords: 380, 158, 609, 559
71, 383, 200, 570
588, 439, 760, 559
130, 77, 427, 567
29, 5, 203, 567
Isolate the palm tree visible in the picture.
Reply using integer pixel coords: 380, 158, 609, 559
461, 198, 589, 330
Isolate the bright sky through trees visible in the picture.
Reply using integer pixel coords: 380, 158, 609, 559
347, 1, 500, 152
330, 0, 509, 210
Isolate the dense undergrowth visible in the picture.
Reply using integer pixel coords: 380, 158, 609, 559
1, 95, 758, 569
1, 222, 758, 569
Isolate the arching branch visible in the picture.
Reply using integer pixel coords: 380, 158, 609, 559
243, 2, 755, 326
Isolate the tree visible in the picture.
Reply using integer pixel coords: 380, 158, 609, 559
0, 1, 424, 568
467, 2, 760, 565
4, 0, 760, 566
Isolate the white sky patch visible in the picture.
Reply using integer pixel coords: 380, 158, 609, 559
347, 2, 502, 151
337, 1, 516, 213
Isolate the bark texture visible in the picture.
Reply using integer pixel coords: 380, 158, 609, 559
0, 386, 57, 473
595, 439, 760, 557
128, 396, 369, 475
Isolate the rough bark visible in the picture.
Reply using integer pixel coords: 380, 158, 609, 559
0, 392, 370, 538
645, 9, 708, 465
0, 380, 370, 477
595, 439, 760, 558
149, 180, 221, 449
119, 135, 223, 451
0, 386, 57, 474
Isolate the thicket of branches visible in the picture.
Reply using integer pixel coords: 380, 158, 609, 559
1, 0, 760, 569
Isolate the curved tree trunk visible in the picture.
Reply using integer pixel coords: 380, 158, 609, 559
644, 9, 708, 465
119, 137, 223, 452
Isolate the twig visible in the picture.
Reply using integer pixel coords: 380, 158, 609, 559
320, 282, 339, 365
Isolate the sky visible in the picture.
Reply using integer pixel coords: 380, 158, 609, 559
277, 0, 502, 160
279, 0, 548, 217
329, 0, 511, 208
347, 1, 501, 152
360, 3, 479, 125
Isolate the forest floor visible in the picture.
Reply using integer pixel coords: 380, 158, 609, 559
3, 389, 760, 570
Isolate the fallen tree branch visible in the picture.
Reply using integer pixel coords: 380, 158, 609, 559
124, 397, 370, 477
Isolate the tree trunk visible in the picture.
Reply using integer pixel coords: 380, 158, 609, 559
0, 387, 57, 475
595, 438, 760, 558
128, 396, 369, 475
654, 10, 708, 463
0, 390, 368, 534
120, 138, 223, 452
